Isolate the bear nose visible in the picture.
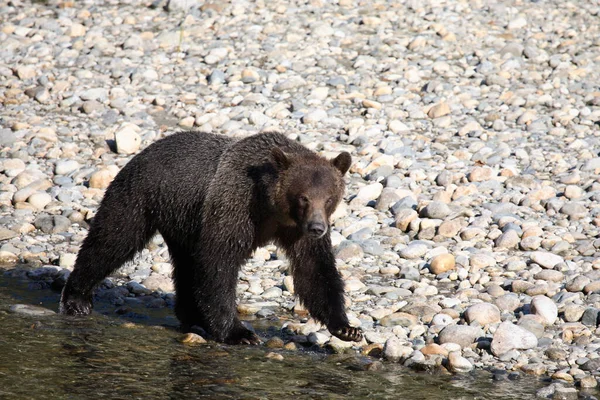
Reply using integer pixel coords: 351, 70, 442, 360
308, 222, 327, 237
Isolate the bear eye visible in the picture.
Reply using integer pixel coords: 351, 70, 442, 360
298, 195, 309, 205
326, 197, 334, 206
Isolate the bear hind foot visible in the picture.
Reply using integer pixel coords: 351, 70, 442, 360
332, 326, 363, 342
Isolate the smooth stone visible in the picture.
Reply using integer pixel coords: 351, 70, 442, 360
530, 251, 564, 269
9, 304, 55, 316
448, 352, 473, 373
420, 201, 451, 219
464, 303, 501, 325
438, 325, 483, 348
530, 295, 558, 325
379, 312, 418, 328
383, 336, 412, 362
115, 123, 142, 155
141, 274, 174, 292
399, 243, 428, 259
429, 254, 456, 274
491, 321, 538, 356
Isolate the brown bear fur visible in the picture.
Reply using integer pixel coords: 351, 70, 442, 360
60, 131, 362, 344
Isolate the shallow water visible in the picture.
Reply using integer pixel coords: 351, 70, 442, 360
0, 271, 546, 400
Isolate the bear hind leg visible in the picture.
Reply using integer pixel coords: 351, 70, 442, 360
166, 243, 204, 328
60, 210, 155, 316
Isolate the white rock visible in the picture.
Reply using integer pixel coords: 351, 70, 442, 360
464, 303, 501, 325
388, 120, 410, 133
399, 243, 428, 259
55, 160, 80, 175
115, 123, 142, 155
530, 251, 564, 269
27, 192, 52, 210
383, 336, 412, 362
448, 351, 473, 373
351, 183, 383, 205
530, 295, 558, 326
490, 321, 538, 356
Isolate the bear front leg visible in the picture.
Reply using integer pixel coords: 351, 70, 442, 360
285, 235, 363, 342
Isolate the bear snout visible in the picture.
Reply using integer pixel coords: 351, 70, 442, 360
306, 221, 327, 238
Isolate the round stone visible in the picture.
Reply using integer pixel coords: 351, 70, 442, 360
429, 253, 456, 274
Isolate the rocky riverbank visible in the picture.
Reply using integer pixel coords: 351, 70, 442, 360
1, 0, 600, 397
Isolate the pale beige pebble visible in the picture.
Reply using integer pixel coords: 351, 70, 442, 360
115, 123, 142, 155
388, 120, 410, 133
362, 99, 382, 109
427, 102, 450, 118
408, 36, 426, 50
374, 86, 392, 96
551, 371, 574, 383
579, 376, 598, 388
521, 364, 547, 376
180, 332, 207, 345
16, 66, 36, 80
179, 116, 195, 128
27, 192, 52, 210
266, 352, 284, 361
12, 121, 30, 130
15, 222, 35, 234
283, 275, 294, 294
564, 185, 583, 199
528, 187, 556, 201
308, 87, 329, 101
380, 265, 400, 275
429, 254, 455, 274
442, 32, 456, 41
2, 159, 26, 176
464, 303, 501, 325
458, 121, 483, 136
437, 220, 462, 237
241, 68, 260, 83
361, 154, 394, 175
394, 209, 418, 231
59, 253, 77, 269
2, 24, 15, 34
67, 23, 86, 37
468, 166, 493, 182
12, 186, 38, 204
345, 278, 366, 292
142, 274, 174, 292
0, 250, 18, 264
452, 184, 478, 199
522, 226, 543, 238
448, 351, 473, 373
36, 127, 58, 142
89, 166, 119, 189
490, 321, 537, 356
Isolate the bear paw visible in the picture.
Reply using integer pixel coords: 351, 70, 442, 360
59, 293, 92, 316
332, 326, 363, 342
224, 326, 262, 345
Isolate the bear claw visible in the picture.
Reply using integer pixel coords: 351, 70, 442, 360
224, 328, 262, 345
332, 326, 363, 342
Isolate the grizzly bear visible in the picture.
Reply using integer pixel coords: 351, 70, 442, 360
60, 131, 362, 345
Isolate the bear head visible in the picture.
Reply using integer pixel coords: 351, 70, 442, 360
271, 147, 352, 239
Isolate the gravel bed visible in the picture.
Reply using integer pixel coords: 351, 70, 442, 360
1, 0, 600, 396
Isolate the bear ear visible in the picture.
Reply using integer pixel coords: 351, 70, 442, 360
331, 152, 352, 175
271, 147, 291, 171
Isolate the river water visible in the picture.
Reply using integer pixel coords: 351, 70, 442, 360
0, 271, 545, 400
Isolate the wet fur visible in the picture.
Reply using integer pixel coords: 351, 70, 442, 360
60, 131, 362, 344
